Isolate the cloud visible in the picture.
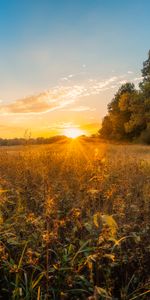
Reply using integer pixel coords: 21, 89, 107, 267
68, 74, 74, 78
85, 76, 119, 95
127, 71, 134, 74
61, 74, 75, 81
0, 73, 138, 115
43, 122, 80, 130
0, 85, 85, 115
61, 77, 68, 81
0, 76, 119, 115
67, 106, 96, 112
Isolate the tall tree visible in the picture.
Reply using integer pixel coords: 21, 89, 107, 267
99, 83, 136, 140
141, 50, 150, 83
99, 51, 150, 143
139, 50, 150, 142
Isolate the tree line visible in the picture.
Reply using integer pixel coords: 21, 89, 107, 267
0, 136, 68, 146
99, 50, 150, 144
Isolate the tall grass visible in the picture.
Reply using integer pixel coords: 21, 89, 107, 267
0, 140, 149, 299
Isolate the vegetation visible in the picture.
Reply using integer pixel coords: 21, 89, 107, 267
0, 136, 68, 147
0, 139, 149, 299
99, 51, 150, 144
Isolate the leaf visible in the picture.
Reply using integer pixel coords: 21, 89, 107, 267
101, 215, 118, 237
93, 212, 101, 228
71, 240, 90, 264
37, 286, 41, 300
68, 243, 74, 254
32, 273, 44, 289
94, 286, 112, 298
18, 242, 28, 269
130, 289, 150, 300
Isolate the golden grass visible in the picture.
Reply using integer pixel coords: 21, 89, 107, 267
0, 139, 149, 299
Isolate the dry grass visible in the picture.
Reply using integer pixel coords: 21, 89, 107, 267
0, 139, 150, 299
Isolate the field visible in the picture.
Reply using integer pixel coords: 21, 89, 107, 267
0, 138, 150, 299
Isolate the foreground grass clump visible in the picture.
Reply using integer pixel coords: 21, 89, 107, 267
0, 139, 150, 299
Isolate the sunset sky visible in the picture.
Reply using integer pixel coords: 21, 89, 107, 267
0, 0, 150, 138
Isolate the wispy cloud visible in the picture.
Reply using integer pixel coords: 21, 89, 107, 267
0, 85, 85, 115
127, 71, 134, 74
43, 122, 80, 130
61, 74, 75, 81
67, 106, 96, 112
0, 73, 140, 115
61, 77, 69, 81
68, 74, 74, 78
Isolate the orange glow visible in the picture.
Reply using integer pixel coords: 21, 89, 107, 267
63, 127, 85, 138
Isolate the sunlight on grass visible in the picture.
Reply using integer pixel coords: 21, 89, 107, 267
0, 141, 149, 299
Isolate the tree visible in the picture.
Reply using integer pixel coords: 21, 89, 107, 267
99, 51, 150, 144
99, 83, 136, 140
141, 50, 150, 83
139, 50, 150, 142
99, 116, 113, 139
124, 92, 147, 137
108, 82, 135, 113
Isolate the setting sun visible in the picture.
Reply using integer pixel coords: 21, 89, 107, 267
63, 127, 85, 138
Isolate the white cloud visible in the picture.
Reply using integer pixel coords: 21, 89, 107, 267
127, 71, 134, 74
0, 73, 139, 115
0, 85, 85, 115
68, 106, 96, 112
61, 74, 75, 81
68, 74, 74, 78
61, 77, 68, 81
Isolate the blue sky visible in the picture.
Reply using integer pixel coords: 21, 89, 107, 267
0, 0, 150, 137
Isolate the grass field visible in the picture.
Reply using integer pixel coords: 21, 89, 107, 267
0, 138, 150, 299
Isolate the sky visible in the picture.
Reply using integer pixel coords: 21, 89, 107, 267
0, 0, 150, 138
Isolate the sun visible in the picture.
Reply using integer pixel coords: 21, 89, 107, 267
63, 127, 85, 138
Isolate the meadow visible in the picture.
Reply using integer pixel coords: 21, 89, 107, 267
0, 138, 149, 299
